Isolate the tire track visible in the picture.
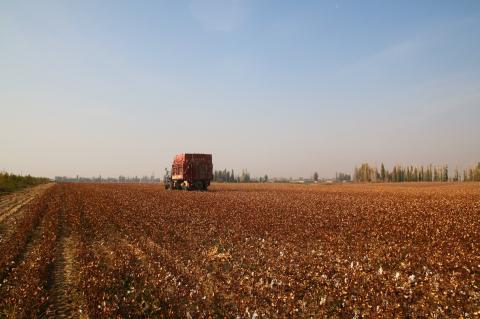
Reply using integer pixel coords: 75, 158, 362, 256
0, 184, 54, 225
0, 185, 43, 210
0, 197, 17, 210
0, 184, 56, 281
0, 191, 27, 209
0, 195, 35, 225
0, 185, 61, 318
0, 199, 48, 285
45, 187, 86, 318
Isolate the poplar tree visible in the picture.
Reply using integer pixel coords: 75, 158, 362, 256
380, 163, 386, 181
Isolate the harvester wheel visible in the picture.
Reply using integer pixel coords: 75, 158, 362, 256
194, 181, 204, 191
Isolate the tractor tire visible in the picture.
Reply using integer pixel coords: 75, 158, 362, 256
194, 181, 203, 191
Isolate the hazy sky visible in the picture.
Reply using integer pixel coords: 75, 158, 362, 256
1, 1, 480, 179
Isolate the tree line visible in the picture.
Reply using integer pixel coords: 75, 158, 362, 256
0, 172, 50, 194
213, 169, 269, 183
336, 172, 352, 181
463, 162, 480, 181
353, 162, 480, 182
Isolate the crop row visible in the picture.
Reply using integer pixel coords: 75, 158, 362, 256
0, 186, 61, 317
62, 183, 480, 317
0, 182, 478, 317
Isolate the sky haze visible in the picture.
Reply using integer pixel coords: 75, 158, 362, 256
1, 0, 480, 179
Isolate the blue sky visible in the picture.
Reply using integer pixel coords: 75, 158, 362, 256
1, 0, 479, 178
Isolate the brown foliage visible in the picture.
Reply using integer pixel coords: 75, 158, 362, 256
0, 182, 479, 317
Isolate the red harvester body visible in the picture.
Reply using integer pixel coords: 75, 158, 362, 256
165, 153, 213, 190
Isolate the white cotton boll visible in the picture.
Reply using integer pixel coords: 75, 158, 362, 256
320, 296, 326, 305
378, 266, 383, 275
252, 311, 258, 319
408, 274, 415, 283
395, 272, 400, 280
